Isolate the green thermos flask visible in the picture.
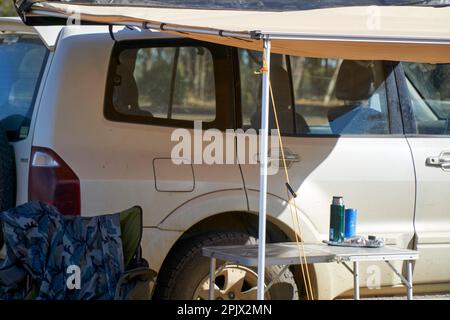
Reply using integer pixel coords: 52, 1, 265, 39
329, 196, 345, 242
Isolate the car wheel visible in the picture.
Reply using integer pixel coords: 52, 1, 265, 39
154, 231, 299, 300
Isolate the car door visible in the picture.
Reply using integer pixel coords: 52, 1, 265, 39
236, 51, 416, 288
399, 62, 450, 284
93, 38, 246, 226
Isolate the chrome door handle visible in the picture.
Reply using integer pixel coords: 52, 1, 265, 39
426, 151, 450, 171
280, 153, 300, 163
256, 148, 300, 168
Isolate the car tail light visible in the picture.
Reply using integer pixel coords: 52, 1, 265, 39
28, 146, 80, 215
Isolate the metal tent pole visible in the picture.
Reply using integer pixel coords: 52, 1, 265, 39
257, 37, 271, 301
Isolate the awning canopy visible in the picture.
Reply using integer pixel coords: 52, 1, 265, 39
14, 1, 450, 63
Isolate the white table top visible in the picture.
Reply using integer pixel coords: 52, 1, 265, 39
202, 242, 419, 266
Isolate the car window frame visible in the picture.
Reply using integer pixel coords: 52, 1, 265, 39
104, 38, 235, 131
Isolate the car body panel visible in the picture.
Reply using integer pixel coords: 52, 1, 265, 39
0, 17, 62, 50
407, 137, 450, 283
241, 136, 416, 295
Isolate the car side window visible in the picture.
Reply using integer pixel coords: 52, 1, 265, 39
105, 41, 225, 128
239, 50, 390, 136
0, 34, 48, 141
402, 63, 450, 135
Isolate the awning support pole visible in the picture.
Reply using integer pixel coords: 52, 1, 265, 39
257, 37, 271, 301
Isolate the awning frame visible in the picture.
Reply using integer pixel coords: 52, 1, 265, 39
257, 36, 270, 301
23, 8, 450, 45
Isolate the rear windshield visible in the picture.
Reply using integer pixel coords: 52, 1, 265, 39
0, 34, 48, 142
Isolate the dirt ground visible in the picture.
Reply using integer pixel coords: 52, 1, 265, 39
340, 293, 450, 300
376, 293, 450, 300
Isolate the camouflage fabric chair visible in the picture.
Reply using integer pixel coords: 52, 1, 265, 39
0, 202, 156, 300
113, 206, 157, 300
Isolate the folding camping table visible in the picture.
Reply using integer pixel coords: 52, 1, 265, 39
203, 243, 419, 300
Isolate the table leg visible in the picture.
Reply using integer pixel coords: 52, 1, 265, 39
209, 257, 216, 300
406, 260, 413, 300
353, 261, 360, 300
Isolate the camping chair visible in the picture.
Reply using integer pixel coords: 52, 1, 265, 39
1, 205, 156, 300
114, 206, 157, 300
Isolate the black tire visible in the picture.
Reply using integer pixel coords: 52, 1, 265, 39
0, 125, 16, 247
154, 232, 299, 300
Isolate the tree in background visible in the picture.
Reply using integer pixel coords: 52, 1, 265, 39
0, 0, 17, 16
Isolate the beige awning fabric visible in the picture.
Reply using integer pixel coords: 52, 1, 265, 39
23, 2, 450, 63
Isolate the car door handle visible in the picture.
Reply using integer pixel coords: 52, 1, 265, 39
280, 153, 301, 163
256, 148, 300, 168
426, 151, 450, 171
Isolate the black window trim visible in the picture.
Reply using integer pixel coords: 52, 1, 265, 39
394, 62, 421, 135
385, 61, 404, 135
104, 38, 234, 131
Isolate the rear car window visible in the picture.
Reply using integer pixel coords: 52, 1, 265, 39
403, 62, 450, 135
104, 40, 233, 130
239, 50, 390, 136
0, 34, 48, 141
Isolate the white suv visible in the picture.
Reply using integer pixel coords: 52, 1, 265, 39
1, 17, 450, 299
